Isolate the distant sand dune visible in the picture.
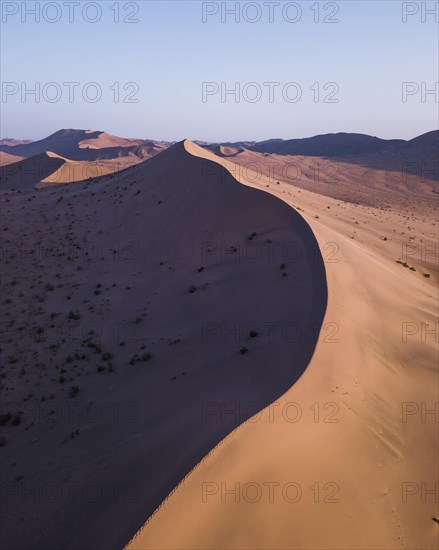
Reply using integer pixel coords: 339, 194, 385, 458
0, 129, 168, 164
0, 151, 25, 166
0, 151, 66, 190
0, 152, 149, 190
1, 132, 436, 550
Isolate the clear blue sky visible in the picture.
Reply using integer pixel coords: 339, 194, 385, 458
1, 0, 438, 141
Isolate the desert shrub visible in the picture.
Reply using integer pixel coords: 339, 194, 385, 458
68, 311, 80, 321
69, 385, 80, 397
0, 413, 11, 426
12, 414, 22, 426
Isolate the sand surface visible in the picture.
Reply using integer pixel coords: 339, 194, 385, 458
0, 140, 327, 550
0, 135, 437, 550
127, 142, 438, 550
0, 130, 168, 190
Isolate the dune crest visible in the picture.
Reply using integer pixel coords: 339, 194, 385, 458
126, 143, 438, 550
0, 140, 327, 550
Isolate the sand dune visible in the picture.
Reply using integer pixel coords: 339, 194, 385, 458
0, 151, 139, 190
207, 145, 245, 158
0, 151, 25, 166
0, 140, 327, 550
203, 148, 437, 204
0, 130, 437, 550
0, 129, 168, 163
0, 129, 169, 189
0, 148, 161, 191
126, 142, 438, 550
0, 151, 66, 190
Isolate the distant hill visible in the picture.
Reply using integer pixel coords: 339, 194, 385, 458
0, 138, 33, 147
205, 131, 438, 175
214, 131, 438, 160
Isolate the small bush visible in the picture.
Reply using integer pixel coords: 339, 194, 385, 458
0, 412, 11, 426
69, 386, 80, 398
68, 311, 80, 321
12, 414, 22, 426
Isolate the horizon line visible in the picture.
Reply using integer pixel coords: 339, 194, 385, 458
1, 127, 438, 144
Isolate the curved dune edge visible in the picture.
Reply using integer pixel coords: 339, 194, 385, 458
122, 143, 322, 548
121, 140, 328, 547
0, 140, 327, 550
123, 141, 330, 549
0, 151, 25, 166
0, 150, 143, 190
125, 145, 438, 550
0, 151, 67, 190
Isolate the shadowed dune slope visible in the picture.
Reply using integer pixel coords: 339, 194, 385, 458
0, 151, 66, 190
0, 151, 154, 190
126, 143, 438, 550
0, 140, 327, 550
